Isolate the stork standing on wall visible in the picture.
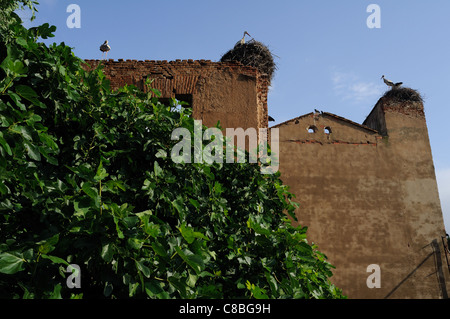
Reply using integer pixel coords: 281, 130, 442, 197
240, 31, 251, 45
100, 40, 111, 59
381, 75, 402, 89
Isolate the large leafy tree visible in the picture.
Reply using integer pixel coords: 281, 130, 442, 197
0, 1, 345, 299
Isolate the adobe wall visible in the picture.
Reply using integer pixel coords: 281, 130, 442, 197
274, 99, 449, 298
83, 59, 270, 133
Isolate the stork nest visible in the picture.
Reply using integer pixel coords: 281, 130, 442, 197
382, 87, 423, 103
220, 39, 276, 82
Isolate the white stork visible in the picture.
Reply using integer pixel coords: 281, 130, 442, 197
100, 40, 111, 59
381, 75, 402, 89
240, 31, 251, 45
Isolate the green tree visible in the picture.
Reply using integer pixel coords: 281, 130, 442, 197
0, 1, 345, 299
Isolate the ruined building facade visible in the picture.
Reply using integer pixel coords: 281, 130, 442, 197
84, 59, 449, 299
84, 59, 270, 133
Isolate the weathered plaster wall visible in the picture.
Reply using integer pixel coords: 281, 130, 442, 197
273, 99, 449, 298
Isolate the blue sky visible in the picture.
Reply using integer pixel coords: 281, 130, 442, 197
19, 0, 450, 230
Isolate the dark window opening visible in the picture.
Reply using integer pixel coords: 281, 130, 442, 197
308, 125, 317, 133
175, 94, 193, 108
158, 94, 193, 113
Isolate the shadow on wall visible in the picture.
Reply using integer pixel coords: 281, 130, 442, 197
384, 239, 448, 299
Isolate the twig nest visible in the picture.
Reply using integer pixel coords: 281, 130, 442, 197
220, 39, 276, 82
382, 87, 423, 103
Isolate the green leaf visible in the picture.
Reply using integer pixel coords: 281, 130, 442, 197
135, 260, 151, 278
39, 132, 59, 151
19, 125, 34, 141
246, 281, 269, 299
15, 84, 37, 99
0, 183, 9, 195
49, 284, 62, 299
155, 149, 167, 159
127, 237, 143, 250
113, 216, 125, 239
37, 23, 56, 39
41, 254, 69, 266
179, 223, 209, 244
140, 218, 160, 238
37, 234, 59, 254
189, 198, 200, 209
24, 141, 41, 161
101, 243, 114, 262
26, 113, 42, 125
154, 161, 163, 177
135, 210, 152, 218
15, 85, 46, 108
172, 197, 184, 215
16, 37, 28, 48
81, 182, 98, 200
0, 133, 12, 156
2, 59, 28, 75
175, 247, 205, 275
39, 146, 58, 165
0, 114, 10, 127
168, 275, 187, 298
265, 272, 278, 295
104, 282, 113, 297
253, 286, 269, 299
145, 281, 170, 299
247, 215, 271, 236
151, 241, 167, 257
128, 282, 139, 297
73, 196, 91, 217
0, 253, 25, 274
187, 272, 198, 288
8, 91, 26, 110
94, 160, 108, 181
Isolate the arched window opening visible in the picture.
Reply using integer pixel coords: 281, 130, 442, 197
308, 125, 317, 133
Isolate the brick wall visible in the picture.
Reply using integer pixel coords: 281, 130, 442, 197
83, 59, 270, 130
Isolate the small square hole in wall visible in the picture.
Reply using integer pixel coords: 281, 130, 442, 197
159, 94, 193, 113
175, 94, 193, 108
